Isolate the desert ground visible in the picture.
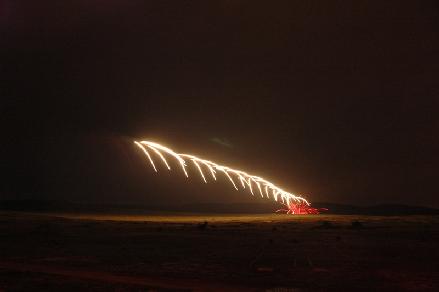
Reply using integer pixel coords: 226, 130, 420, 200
0, 212, 438, 291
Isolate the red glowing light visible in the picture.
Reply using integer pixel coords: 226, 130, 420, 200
276, 203, 328, 215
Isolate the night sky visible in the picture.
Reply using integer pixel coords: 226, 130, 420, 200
2, 1, 439, 207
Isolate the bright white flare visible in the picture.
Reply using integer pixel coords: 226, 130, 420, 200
134, 140, 310, 207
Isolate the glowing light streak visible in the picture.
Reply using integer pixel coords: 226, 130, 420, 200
247, 177, 254, 195
134, 142, 157, 172
256, 181, 263, 197
135, 140, 311, 210
146, 142, 189, 177
220, 168, 239, 190
236, 173, 247, 189
207, 164, 217, 180
147, 145, 171, 170
192, 159, 207, 183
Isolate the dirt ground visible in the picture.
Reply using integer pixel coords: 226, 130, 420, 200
0, 212, 438, 291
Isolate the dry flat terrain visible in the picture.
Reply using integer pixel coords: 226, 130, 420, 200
0, 212, 438, 291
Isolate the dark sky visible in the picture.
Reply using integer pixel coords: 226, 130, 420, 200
2, 1, 439, 207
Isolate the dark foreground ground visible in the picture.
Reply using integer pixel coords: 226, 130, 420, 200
0, 212, 438, 291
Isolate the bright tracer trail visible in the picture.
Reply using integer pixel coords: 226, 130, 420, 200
135, 140, 320, 214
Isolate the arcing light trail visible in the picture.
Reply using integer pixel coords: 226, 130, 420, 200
135, 140, 320, 214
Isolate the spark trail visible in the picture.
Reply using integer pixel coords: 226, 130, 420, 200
135, 140, 318, 214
